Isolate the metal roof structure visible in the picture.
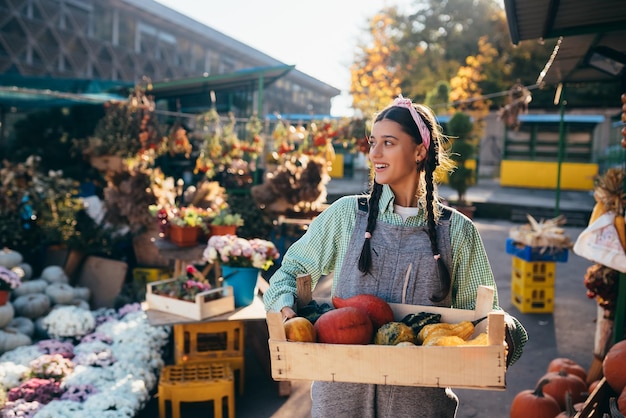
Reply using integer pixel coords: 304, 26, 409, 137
148, 65, 295, 115
504, 0, 626, 85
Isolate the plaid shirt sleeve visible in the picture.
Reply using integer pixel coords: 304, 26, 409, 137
263, 196, 357, 313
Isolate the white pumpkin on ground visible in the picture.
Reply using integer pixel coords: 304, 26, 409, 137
73, 286, 91, 301
12, 278, 48, 298
9, 316, 35, 337
12, 293, 51, 319
41, 265, 69, 284
45, 283, 76, 305
0, 302, 15, 328
0, 327, 32, 354
0, 248, 23, 269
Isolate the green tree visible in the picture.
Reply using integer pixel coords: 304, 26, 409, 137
446, 112, 475, 204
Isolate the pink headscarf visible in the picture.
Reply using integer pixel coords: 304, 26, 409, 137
390, 95, 431, 150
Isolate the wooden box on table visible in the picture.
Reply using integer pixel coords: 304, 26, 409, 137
266, 282, 506, 390
146, 280, 235, 320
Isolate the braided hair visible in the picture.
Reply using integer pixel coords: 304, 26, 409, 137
357, 102, 453, 303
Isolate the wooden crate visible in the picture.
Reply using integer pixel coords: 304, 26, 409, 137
267, 285, 507, 390
146, 280, 235, 320
575, 377, 618, 418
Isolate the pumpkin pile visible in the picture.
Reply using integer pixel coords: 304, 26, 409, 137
0, 248, 92, 355
282, 293, 489, 347
510, 345, 626, 417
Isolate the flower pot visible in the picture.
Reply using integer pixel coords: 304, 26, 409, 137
221, 266, 259, 307
169, 225, 200, 247
0, 290, 9, 306
210, 225, 238, 236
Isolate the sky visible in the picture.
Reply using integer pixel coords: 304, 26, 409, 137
154, 0, 413, 116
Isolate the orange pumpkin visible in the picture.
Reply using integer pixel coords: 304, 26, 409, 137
539, 370, 588, 410
618, 387, 626, 415
547, 357, 587, 383
603, 340, 626, 393
510, 379, 561, 418
588, 379, 602, 393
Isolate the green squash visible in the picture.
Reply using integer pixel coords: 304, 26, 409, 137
374, 321, 414, 345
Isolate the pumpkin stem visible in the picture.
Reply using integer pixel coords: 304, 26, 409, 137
563, 391, 577, 417
533, 378, 551, 397
471, 316, 487, 326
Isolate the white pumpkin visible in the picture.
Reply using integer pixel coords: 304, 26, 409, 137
12, 262, 33, 281
34, 317, 49, 340
0, 328, 32, 354
9, 316, 35, 337
73, 286, 91, 301
45, 283, 75, 305
40, 265, 69, 284
13, 293, 51, 319
0, 248, 23, 269
0, 302, 15, 328
12, 279, 48, 298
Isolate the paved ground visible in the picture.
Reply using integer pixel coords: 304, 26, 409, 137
141, 174, 599, 417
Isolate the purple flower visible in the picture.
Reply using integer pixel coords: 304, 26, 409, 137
60, 384, 98, 403
0, 399, 43, 418
37, 339, 75, 358
0, 266, 21, 291
80, 332, 113, 345
117, 302, 142, 317
7, 378, 63, 404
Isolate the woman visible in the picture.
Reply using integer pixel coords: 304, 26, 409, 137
264, 96, 527, 418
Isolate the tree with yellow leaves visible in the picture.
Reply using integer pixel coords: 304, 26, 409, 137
350, 10, 402, 119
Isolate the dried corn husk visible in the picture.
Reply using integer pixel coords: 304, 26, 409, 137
509, 214, 573, 249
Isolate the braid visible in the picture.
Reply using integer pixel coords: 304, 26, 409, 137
358, 182, 383, 273
423, 133, 451, 302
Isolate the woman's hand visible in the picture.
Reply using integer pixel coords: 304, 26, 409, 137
281, 306, 297, 322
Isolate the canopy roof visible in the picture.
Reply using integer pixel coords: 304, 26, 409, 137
504, 0, 626, 85
0, 75, 130, 110
148, 64, 294, 114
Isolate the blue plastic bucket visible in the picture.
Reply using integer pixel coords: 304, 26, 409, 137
222, 266, 259, 307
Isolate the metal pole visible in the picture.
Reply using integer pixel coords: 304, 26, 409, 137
555, 84, 566, 216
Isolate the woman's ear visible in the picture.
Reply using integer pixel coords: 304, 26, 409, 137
415, 144, 427, 162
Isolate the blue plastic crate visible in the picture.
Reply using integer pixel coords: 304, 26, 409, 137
505, 238, 568, 262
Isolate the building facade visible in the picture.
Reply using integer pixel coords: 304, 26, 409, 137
0, 0, 340, 116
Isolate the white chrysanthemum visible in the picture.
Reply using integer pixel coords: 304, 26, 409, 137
0, 345, 41, 366
82, 391, 135, 417
42, 306, 95, 339
73, 341, 110, 356
34, 399, 85, 417
0, 361, 29, 390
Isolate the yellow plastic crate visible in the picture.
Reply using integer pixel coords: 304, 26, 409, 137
512, 281, 554, 313
511, 256, 556, 287
133, 267, 169, 284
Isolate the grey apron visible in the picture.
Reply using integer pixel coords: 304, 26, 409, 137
311, 199, 459, 418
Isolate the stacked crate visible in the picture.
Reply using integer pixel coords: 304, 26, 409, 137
506, 238, 568, 313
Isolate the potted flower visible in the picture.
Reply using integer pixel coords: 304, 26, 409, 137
209, 210, 244, 236
203, 235, 279, 306
0, 265, 21, 305
158, 206, 212, 247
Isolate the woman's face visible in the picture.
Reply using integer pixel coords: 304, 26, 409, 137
368, 119, 423, 191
